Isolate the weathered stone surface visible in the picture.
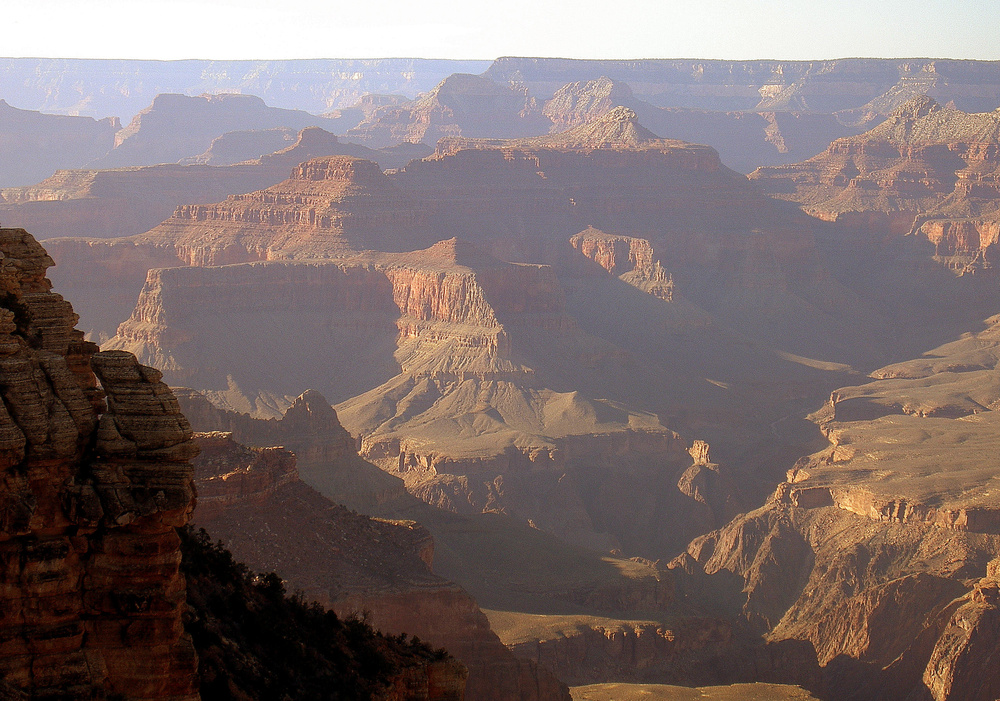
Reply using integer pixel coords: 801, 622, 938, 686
542, 77, 860, 173
751, 97, 1000, 266
189, 430, 567, 701
0, 228, 199, 700
3, 126, 406, 243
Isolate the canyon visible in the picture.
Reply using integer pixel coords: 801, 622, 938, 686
5, 55, 1000, 701
0, 226, 468, 700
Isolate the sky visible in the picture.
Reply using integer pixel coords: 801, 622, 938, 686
5, 0, 1000, 61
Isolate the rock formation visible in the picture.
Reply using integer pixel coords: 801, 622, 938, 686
45, 109, 885, 562
0, 227, 199, 700
0, 100, 118, 187
89, 93, 343, 168
663, 313, 1000, 699
485, 58, 1000, 117
178, 126, 301, 165
346, 73, 551, 148
105, 238, 732, 556
750, 96, 1000, 246
189, 430, 569, 701
1, 127, 419, 244
542, 77, 859, 172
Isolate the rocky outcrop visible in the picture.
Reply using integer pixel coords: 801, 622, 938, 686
91, 92, 342, 168
671, 317, 1000, 699
541, 77, 859, 173
50, 107, 868, 364
922, 564, 1000, 701
569, 227, 674, 300
750, 97, 1000, 245
674, 500, 1000, 700
346, 73, 551, 148
0, 100, 118, 187
2, 126, 399, 243
188, 430, 569, 701
0, 227, 199, 700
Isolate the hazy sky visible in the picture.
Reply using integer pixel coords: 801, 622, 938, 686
6, 0, 999, 61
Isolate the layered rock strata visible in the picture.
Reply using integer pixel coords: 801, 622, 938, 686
751, 97, 1000, 251
346, 73, 550, 148
49, 108, 876, 364
2, 126, 409, 243
189, 430, 569, 701
675, 500, 1000, 700
542, 77, 859, 172
107, 238, 738, 556
668, 315, 1000, 699
0, 228, 199, 700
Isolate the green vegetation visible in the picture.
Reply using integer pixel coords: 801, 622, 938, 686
180, 527, 450, 701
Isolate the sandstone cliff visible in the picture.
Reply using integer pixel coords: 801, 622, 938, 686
0, 227, 199, 700
750, 97, 1000, 255
48, 107, 882, 366
105, 237, 747, 557
665, 316, 1000, 699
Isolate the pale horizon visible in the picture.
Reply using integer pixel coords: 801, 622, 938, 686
6, 0, 999, 62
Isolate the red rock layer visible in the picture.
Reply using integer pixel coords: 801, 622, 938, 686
751, 97, 1000, 255
0, 228, 199, 700
2, 127, 380, 242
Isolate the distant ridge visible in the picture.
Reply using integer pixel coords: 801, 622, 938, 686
0, 58, 493, 120
436, 106, 701, 153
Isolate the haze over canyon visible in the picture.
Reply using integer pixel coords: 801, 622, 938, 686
2, 55, 1000, 701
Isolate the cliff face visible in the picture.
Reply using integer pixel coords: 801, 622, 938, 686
751, 97, 1000, 246
105, 238, 733, 557
2, 127, 400, 243
665, 314, 1000, 700
541, 77, 860, 173
91, 92, 342, 168
0, 100, 118, 187
188, 430, 568, 701
0, 227, 199, 700
675, 500, 1000, 701
485, 58, 1000, 116
346, 73, 551, 148
50, 108, 864, 362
